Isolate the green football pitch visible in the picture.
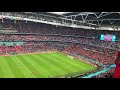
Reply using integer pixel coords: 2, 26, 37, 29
0, 52, 97, 78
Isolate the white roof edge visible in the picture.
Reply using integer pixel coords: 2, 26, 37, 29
47, 12, 73, 15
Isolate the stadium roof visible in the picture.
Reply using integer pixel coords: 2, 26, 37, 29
44, 12, 120, 27
3, 12, 120, 28
17, 12, 120, 30
47, 12, 72, 15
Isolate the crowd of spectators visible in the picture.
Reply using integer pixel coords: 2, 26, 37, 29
65, 44, 118, 65
91, 68, 115, 78
1, 19, 120, 39
0, 42, 64, 54
0, 19, 119, 64
0, 34, 120, 50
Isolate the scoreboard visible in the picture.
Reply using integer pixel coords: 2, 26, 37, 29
100, 34, 116, 42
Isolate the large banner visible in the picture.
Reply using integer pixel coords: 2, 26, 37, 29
100, 34, 116, 42
0, 42, 23, 46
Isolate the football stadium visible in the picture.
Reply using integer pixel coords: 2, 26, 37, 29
0, 12, 120, 78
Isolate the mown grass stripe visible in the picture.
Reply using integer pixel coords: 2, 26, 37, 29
49, 53, 93, 75
44, 54, 77, 72
38, 54, 72, 73
43, 52, 97, 76
29, 55, 60, 77
50, 53, 84, 71
0, 57, 15, 78
56, 52, 96, 69
51, 53, 90, 71
0, 59, 4, 77
15, 56, 36, 78
17, 55, 47, 78
4, 56, 25, 78
25, 55, 55, 77
34, 54, 68, 76
0, 52, 97, 78
34, 53, 86, 77
45, 52, 96, 77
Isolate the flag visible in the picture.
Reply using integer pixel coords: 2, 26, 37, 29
115, 51, 120, 61
113, 51, 120, 78
117, 51, 120, 57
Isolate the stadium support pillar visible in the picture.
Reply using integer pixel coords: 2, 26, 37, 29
113, 51, 120, 78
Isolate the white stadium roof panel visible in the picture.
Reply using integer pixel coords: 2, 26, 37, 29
47, 12, 73, 15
